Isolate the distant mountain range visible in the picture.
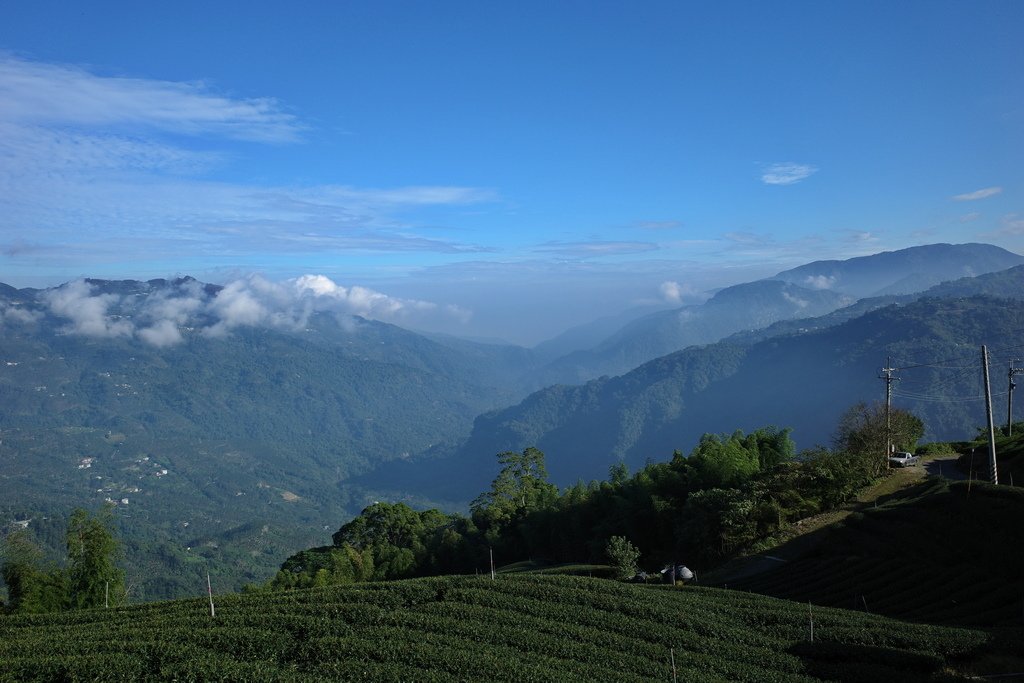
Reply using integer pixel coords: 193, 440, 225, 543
771, 242, 1024, 297
2, 242, 1023, 598
370, 263, 1024, 500
532, 242, 1024, 384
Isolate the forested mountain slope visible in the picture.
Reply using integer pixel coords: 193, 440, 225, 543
384, 293, 1024, 500
0, 278, 538, 598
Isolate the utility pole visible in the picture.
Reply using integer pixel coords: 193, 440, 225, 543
880, 358, 898, 469
207, 573, 216, 618
1008, 360, 1023, 436
982, 346, 999, 485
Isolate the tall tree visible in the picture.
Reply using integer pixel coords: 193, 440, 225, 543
471, 447, 559, 551
605, 536, 641, 580
833, 402, 924, 475
66, 506, 125, 609
471, 447, 559, 519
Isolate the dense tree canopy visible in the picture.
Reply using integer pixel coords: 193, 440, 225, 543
270, 419, 896, 589
1, 506, 123, 614
834, 402, 925, 476
66, 506, 125, 609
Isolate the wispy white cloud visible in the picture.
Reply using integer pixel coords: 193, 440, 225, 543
0, 55, 498, 268
533, 240, 659, 258
724, 231, 773, 247
952, 186, 1002, 201
760, 162, 817, 186
844, 230, 880, 244
0, 53, 303, 142
986, 214, 1024, 236
632, 220, 684, 231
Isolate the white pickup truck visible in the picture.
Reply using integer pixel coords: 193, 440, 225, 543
888, 451, 920, 468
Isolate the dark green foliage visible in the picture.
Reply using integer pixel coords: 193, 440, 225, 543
275, 425, 866, 588
604, 536, 641, 579
65, 506, 125, 609
2, 506, 124, 614
959, 429, 1024, 487
471, 447, 560, 547
272, 501, 483, 588
834, 401, 925, 474
0, 531, 68, 614
0, 574, 1008, 682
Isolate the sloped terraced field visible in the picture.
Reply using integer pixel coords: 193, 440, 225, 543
2, 574, 1019, 681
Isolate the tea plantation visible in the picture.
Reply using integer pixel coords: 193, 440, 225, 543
2, 573, 1019, 681
727, 480, 1024, 627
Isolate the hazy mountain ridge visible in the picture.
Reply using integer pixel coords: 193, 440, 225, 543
534, 281, 852, 385
531, 243, 1023, 385
388, 267, 1024, 499
771, 242, 1024, 297
5, 244, 1024, 597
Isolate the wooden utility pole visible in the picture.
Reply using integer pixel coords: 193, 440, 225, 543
982, 346, 999, 485
880, 359, 897, 469
1008, 360, 1023, 436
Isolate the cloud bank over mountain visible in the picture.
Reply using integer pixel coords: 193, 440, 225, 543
28, 275, 468, 347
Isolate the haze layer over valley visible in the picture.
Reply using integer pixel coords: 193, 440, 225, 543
3, 244, 1024, 596
2, 2, 1023, 604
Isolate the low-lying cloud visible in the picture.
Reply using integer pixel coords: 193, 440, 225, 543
659, 280, 699, 304
43, 279, 134, 338
35, 275, 468, 346
803, 274, 837, 290
0, 301, 42, 327
782, 290, 809, 309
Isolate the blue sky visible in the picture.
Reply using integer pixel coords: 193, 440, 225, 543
0, 1, 1021, 343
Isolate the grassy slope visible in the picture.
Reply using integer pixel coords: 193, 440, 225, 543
2, 574, 1020, 682
721, 478, 1024, 629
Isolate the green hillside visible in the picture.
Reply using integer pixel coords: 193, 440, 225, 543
399, 294, 1024, 495
725, 480, 1024, 627
2, 574, 1020, 681
0, 279, 538, 599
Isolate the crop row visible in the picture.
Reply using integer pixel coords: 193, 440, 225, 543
733, 554, 1024, 627
0, 574, 996, 682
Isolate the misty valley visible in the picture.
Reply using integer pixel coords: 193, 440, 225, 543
3, 244, 1024, 680
1, 242, 1022, 593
